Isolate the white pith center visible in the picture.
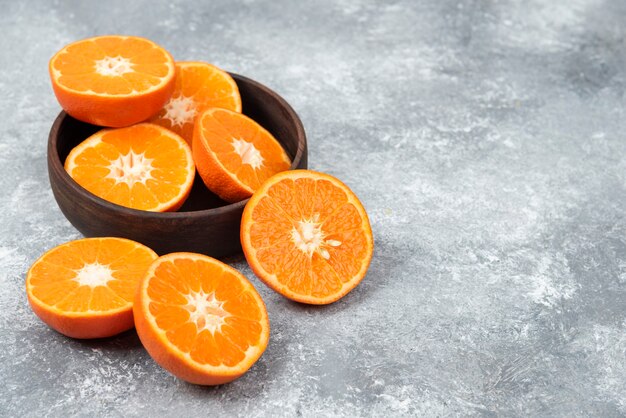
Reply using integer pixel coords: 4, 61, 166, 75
163, 96, 197, 127
232, 138, 263, 170
291, 214, 342, 259
106, 151, 154, 186
184, 290, 230, 333
94, 56, 133, 76
73, 263, 114, 288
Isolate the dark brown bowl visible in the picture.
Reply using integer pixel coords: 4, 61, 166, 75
48, 73, 307, 257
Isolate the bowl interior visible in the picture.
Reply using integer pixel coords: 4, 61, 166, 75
53, 73, 306, 213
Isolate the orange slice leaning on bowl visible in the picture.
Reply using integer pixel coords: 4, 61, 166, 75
26, 237, 158, 339
192, 108, 291, 203
64, 123, 195, 212
241, 170, 374, 304
49, 35, 176, 127
134, 252, 270, 385
150, 61, 241, 144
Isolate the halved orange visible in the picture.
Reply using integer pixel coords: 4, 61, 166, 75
241, 170, 374, 304
26, 237, 158, 339
150, 61, 241, 144
49, 35, 176, 127
192, 108, 291, 203
134, 253, 270, 385
65, 123, 195, 212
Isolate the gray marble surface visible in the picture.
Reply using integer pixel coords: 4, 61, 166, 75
1, 0, 625, 416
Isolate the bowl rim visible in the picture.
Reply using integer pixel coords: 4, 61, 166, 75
48, 72, 307, 220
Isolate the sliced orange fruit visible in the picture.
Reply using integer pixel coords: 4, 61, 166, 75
65, 123, 195, 212
134, 252, 270, 385
150, 61, 241, 144
241, 170, 374, 304
192, 108, 291, 203
49, 35, 176, 127
26, 237, 158, 339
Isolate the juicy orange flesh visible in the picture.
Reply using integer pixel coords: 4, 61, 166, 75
146, 258, 264, 367
199, 110, 291, 189
67, 125, 191, 211
151, 63, 241, 142
28, 239, 156, 312
248, 177, 369, 298
52, 36, 171, 95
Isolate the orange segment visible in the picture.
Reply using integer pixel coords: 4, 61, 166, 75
241, 170, 374, 304
49, 35, 176, 127
64, 123, 195, 212
150, 62, 242, 144
134, 253, 270, 385
192, 108, 291, 203
25, 238, 158, 339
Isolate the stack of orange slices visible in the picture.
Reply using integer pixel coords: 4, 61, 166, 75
27, 35, 374, 386
50, 35, 289, 211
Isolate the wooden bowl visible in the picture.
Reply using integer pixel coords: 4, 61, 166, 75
48, 73, 307, 257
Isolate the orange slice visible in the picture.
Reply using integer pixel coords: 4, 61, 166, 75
150, 61, 242, 144
26, 237, 158, 339
49, 35, 176, 127
192, 108, 291, 203
241, 170, 374, 304
134, 253, 270, 385
65, 123, 195, 212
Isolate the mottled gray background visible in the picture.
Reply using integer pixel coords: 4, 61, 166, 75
1, 0, 625, 416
